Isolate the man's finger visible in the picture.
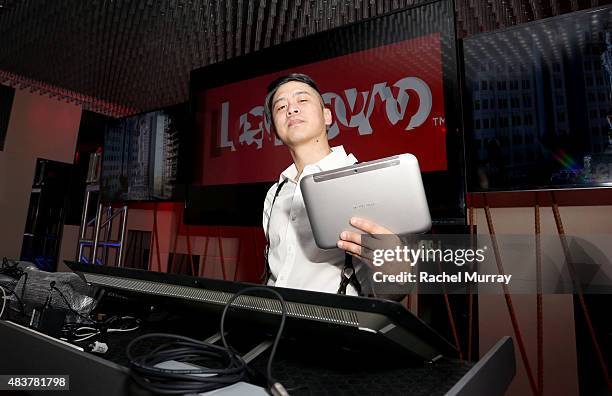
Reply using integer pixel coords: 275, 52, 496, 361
337, 240, 363, 257
340, 230, 385, 253
339, 230, 361, 245
337, 239, 375, 260
336, 240, 373, 260
350, 217, 393, 235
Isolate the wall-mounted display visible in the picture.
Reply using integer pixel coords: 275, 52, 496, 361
463, 5, 612, 192
188, 0, 465, 226
101, 103, 190, 202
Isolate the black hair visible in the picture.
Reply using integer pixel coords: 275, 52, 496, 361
264, 73, 324, 130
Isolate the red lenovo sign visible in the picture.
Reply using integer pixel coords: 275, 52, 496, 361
197, 33, 446, 185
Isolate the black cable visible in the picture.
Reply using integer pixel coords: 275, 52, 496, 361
126, 286, 289, 395
126, 333, 249, 394
220, 286, 287, 391
3, 287, 26, 316
50, 284, 95, 323
61, 315, 141, 343
0, 259, 27, 317
0, 257, 23, 278
102, 314, 140, 330
262, 179, 288, 282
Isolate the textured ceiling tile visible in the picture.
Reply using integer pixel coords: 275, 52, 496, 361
0, 0, 609, 116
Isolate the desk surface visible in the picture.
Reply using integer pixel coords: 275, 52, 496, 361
1, 317, 474, 396
1, 299, 514, 396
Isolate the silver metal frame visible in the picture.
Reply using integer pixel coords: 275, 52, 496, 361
76, 153, 128, 267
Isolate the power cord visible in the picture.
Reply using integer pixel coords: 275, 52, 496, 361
126, 286, 289, 395
221, 287, 288, 396
61, 315, 141, 342
48, 282, 95, 324
127, 332, 249, 394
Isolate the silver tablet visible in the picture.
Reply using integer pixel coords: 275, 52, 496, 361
300, 153, 431, 249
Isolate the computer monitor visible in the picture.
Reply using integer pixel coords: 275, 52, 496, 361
65, 261, 456, 362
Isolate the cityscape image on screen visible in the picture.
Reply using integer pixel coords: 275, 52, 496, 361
464, 7, 612, 191
101, 105, 186, 202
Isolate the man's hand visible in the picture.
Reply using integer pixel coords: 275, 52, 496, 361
337, 217, 395, 261
337, 217, 411, 301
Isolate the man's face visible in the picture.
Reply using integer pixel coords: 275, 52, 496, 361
271, 81, 332, 147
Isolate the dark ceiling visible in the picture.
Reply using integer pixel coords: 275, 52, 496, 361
0, 0, 609, 116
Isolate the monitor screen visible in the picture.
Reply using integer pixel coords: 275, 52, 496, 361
463, 5, 612, 192
188, 0, 465, 226
101, 103, 191, 202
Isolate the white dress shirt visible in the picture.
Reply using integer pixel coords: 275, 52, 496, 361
262, 146, 370, 295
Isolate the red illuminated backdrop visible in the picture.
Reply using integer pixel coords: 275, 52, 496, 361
198, 33, 446, 185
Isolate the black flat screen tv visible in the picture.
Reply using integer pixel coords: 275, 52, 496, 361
463, 5, 612, 192
187, 0, 465, 226
100, 103, 191, 202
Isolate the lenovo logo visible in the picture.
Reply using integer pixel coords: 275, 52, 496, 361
352, 202, 376, 210
218, 76, 433, 151
323, 76, 433, 138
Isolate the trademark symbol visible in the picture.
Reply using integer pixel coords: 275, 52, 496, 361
433, 116, 445, 126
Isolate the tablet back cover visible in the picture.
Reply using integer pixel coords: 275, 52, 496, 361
300, 154, 431, 249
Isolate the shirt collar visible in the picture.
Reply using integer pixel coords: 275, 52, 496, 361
279, 145, 355, 183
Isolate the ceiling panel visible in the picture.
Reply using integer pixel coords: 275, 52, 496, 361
0, 0, 607, 116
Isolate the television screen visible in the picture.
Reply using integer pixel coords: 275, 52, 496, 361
188, 0, 465, 226
463, 5, 612, 192
101, 103, 190, 202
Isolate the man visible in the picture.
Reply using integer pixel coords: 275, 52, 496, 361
262, 73, 394, 296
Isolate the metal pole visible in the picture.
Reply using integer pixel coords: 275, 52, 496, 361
77, 190, 90, 262
103, 206, 112, 265
91, 203, 103, 265
117, 205, 128, 267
